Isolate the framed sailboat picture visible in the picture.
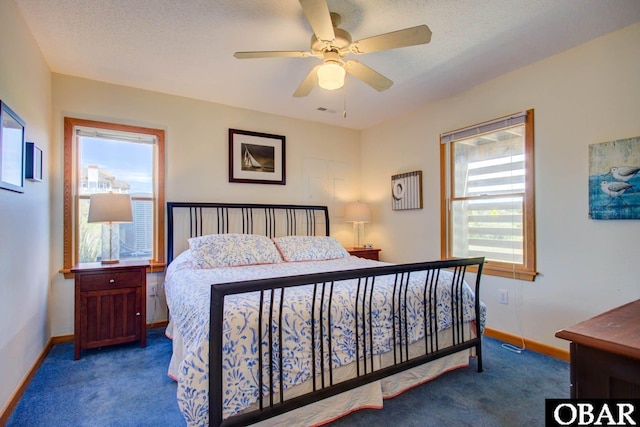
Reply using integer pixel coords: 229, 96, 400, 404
229, 128, 286, 185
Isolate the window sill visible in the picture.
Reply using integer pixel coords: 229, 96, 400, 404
482, 264, 537, 281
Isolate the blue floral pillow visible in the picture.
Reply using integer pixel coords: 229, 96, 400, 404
188, 234, 282, 268
273, 236, 349, 262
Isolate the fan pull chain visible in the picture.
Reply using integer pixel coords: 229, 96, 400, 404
343, 84, 347, 118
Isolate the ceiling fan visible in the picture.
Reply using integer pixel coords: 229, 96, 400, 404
233, 0, 432, 97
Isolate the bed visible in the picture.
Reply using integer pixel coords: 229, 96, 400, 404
164, 202, 485, 426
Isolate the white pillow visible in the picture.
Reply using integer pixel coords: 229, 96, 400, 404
272, 236, 349, 262
188, 233, 282, 268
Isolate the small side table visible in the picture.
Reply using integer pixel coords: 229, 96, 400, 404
346, 247, 381, 261
71, 260, 148, 360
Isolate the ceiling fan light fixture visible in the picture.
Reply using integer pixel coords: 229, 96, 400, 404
234, 2, 432, 97
317, 61, 345, 90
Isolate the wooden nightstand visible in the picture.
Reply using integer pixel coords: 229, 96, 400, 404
71, 260, 149, 360
346, 247, 381, 261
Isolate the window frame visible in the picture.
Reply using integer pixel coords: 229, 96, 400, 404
440, 109, 536, 281
62, 117, 165, 275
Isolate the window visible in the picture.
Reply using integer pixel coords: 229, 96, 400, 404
62, 118, 165, 273
440, 110, 536, 281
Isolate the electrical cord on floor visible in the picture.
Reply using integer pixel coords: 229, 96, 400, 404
502, 268, 526, 354
502, 342, 524, 353
499, 158, 527, 355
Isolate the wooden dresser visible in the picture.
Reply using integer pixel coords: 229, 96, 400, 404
555, 299, 640, 398
71, 260, 148, 360
346, 247, 381, 261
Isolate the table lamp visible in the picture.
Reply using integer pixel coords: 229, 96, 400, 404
88, 192, 133, 264
345, 201, 371, 248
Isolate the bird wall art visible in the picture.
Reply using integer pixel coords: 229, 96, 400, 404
589, 136, 640, 219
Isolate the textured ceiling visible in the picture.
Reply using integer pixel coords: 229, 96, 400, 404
14, 0, 640, 129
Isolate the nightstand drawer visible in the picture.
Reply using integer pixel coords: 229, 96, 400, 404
79, 270, 142, 291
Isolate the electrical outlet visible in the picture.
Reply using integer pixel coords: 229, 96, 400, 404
498, 289, 508, 304
150, 285, 158, 297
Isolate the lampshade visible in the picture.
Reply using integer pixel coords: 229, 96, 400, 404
345, 201, 371, 223
317, 62, 346, 90
88, 193, 133, 224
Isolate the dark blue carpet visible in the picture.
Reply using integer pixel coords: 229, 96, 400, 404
8, 329, 568, 426
8, 328, 183, 427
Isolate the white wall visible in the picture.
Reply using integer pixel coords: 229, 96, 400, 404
361, 22, 640, 349
0, 0, 51, 415
49, 74, 362, 336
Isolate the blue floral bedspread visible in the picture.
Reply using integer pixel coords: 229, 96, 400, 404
165, 252, 485, 426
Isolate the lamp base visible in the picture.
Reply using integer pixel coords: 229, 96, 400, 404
352, 222, 366, 248
100, 223, 121, 265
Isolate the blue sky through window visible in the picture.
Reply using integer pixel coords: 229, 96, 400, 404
80, 136, 153, 195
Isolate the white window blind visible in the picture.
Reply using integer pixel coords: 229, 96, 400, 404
76, 127, 157, 145
440, 111, 527, 144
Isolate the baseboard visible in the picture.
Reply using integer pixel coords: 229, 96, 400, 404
484, 327, 569, 361
0, 321, 169, 424
0, 337, 55, 426
52, 334, 73, 344
148, 320, 168, 330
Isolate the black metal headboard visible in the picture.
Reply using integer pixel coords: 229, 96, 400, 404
166, 202, 330, 263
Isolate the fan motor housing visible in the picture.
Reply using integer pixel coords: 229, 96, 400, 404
311, 27, 352, 56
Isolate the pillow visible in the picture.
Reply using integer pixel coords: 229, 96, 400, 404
188, 233, 282, 269
272, 236, 349, 262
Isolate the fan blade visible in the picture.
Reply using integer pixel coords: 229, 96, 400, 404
344, 60, 393, 92
234, 51, 312, 59
293, 65, 321, 97
299, 0, 335, 42
350, 25, 432, 54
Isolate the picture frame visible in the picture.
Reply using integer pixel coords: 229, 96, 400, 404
391, 170, 423, 210
25, 142, 43, 181
588, 136, 640, 220
229, 128, 286, 185
0, 100, 26, 193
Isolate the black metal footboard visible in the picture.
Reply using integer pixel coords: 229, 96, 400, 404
209, 257, 484, 426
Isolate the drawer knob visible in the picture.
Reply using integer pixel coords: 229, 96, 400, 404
136, 312, 141, 316
109, 279, 115, 284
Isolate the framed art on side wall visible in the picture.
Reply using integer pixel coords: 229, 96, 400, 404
0, 100, 26, 193
392, 170, 423, 210
589, 136, 640, 219
229, 128, 286, 185
25, 142, 43, 181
